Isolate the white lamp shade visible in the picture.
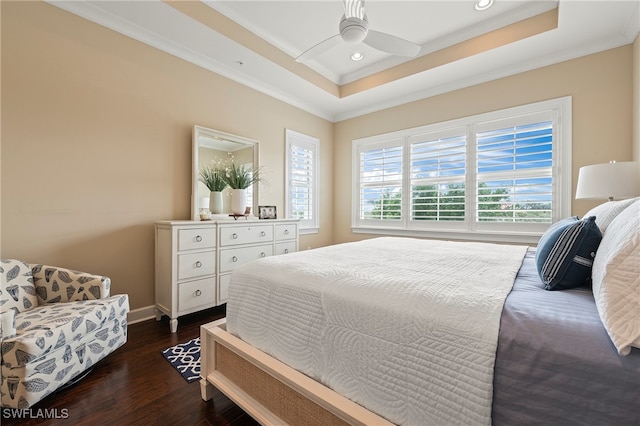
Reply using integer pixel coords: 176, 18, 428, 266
575, 161, 640, 200
199, 197, 210, 209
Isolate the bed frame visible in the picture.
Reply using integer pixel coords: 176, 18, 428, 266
200, 319, 393, 426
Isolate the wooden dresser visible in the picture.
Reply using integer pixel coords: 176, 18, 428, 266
155, 219, 299, 332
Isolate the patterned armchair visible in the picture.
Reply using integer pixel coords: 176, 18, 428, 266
0, 259, 129, 408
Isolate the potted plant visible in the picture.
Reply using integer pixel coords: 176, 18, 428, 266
224, 162, 262, 214
199, 165, 227, 214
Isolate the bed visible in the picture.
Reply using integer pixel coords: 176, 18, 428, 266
200, 200, 640, 425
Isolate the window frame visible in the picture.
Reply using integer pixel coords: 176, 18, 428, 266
351, 97, 572, 243
285, 129, 319, 234
356, 137, 405, 228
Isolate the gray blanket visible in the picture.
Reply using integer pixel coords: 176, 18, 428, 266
493, 249, 640, 425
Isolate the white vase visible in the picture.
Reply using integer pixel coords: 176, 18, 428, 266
230, 188, 247, 215
209, 191, 223, 214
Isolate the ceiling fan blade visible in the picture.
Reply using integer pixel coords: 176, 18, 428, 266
364, 30, 421, 57
295, 34, 342, 63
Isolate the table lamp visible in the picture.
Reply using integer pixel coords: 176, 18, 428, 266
575, 161, 639, 201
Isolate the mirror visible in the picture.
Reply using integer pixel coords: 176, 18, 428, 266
192, 125, 259, 220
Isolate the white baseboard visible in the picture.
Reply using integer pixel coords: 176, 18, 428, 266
127, 305, 157, 325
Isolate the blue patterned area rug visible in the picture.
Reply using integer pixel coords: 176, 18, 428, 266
162, 337, 200, 383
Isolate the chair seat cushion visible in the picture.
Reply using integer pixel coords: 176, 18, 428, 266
1, 295, 128, 368
1, 310, 128, 409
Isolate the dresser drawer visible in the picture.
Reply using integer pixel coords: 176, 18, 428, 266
178, 228, 216, 251
178, 250, 215, 280
178, 277, 216, 311
275, 241, 297, 255
275, 223, 297, 241
219, 244, 273, 272
219, 225, 273, 246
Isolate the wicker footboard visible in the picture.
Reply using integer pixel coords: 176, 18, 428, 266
200, 319, 392, 426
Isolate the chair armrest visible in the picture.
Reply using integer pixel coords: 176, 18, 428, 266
31, 264, 111, 304
0, 308, 17, 339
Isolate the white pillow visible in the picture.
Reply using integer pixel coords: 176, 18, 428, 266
584, 197, 639, 234
591, 199, 640, 355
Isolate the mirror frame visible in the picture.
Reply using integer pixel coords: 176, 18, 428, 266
192, 125, 260, 221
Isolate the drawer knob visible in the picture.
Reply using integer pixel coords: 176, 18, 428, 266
260, 252, 266, 258
232, 233, 238, 239
232, 256, 238, 262
284, 229, 289, 235
195, 261, 202, 268
260, 231, 266, 237
284, 249, 289, 254
194, 289, 202, 297
195, 235, 202, 242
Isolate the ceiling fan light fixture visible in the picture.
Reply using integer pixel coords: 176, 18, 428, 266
339, 16, 368, 43
296, 1, 420, 63
475, 0, 494, 11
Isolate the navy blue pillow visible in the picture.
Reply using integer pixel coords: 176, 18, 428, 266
535, 216, 602, 290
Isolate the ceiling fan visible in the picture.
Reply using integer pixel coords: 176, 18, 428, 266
295, 0, 422, 63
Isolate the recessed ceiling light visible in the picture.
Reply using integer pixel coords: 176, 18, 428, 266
475, 0, 494, 11
351, 52, 365, 61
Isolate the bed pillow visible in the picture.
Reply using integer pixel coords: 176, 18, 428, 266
584, 197, 639, 234
535, 216, 602, 290
591, 199, 640, 356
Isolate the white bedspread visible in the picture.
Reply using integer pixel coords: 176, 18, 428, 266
227, 237, 527, 425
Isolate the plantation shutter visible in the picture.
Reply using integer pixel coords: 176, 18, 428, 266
289, 144, 314, 220
358, 140, 403, 221
408, 128, 467, 222
285, 129, 319, 232
352, 97, 570, 240
475, 112, 554, 223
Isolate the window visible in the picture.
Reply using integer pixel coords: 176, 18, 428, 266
286, 129, 319, 233
475, 115, 554, 225
352, 97, 571, 243
359, 140, 403, 221
409, 129, 467, 224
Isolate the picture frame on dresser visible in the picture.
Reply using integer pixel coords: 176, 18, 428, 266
154, 219, 299, 332
259, 205, 277, 219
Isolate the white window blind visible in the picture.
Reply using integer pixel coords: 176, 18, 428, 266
475, 115, 553, 224
358, 141, 403, 222
289, 145, 313, 219
352, 97, 572, 243
286, 129, 319, 233
409, 129, 466, 222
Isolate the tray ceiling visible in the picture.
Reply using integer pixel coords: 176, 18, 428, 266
48, 1, 640, 121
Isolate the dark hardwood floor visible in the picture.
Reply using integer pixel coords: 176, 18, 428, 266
2, 306, 259, 426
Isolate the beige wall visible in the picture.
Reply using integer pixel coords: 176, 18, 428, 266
634, 34, 640, 164
2, 2, 638, 312
1, 2, 334, 311
333, 46, 634, 244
